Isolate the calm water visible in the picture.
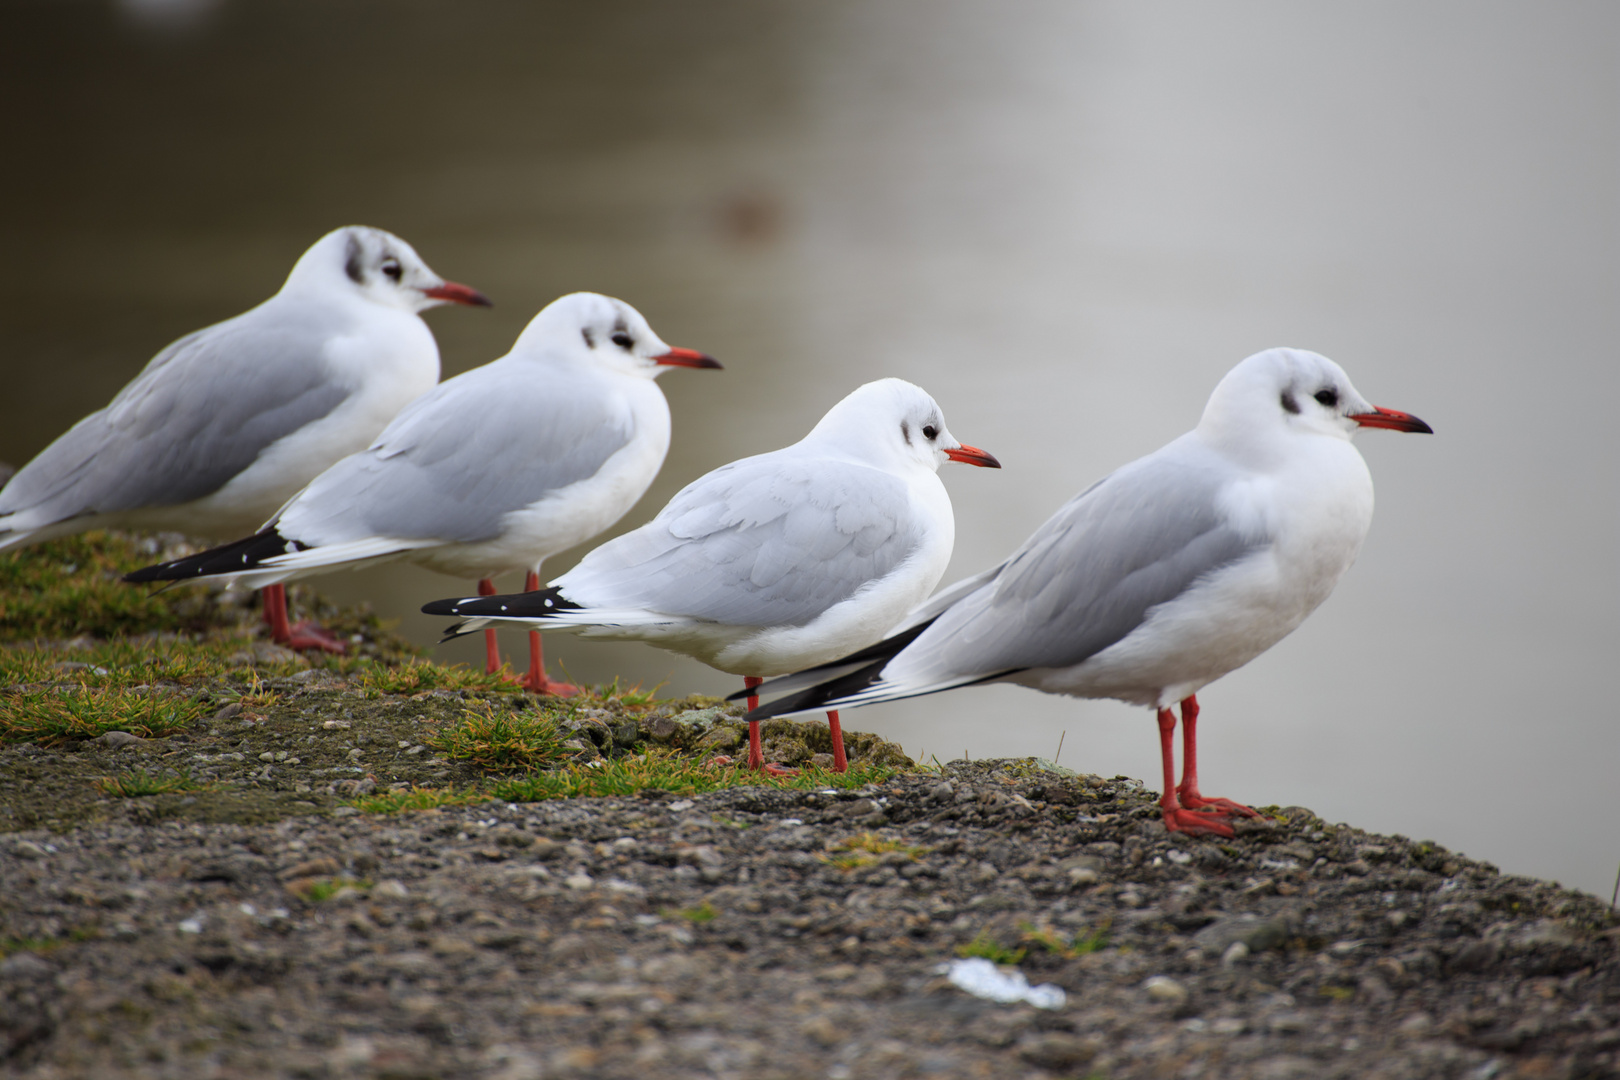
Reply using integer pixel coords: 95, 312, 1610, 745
3, 1, 1616, 897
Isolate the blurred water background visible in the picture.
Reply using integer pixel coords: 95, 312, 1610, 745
2, 1, 1616, 897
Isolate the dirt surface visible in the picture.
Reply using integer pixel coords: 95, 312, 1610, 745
4, 696, 1619, 1080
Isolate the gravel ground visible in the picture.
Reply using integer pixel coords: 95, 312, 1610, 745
4, 701, 1618, 1080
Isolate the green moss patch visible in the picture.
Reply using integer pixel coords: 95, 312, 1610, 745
0, 533, 922, 834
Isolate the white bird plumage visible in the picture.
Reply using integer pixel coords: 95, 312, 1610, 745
744, 349, 1431, 826
423, 377, 1001, 770
126, 291, 719, 693
1, 224, 490, 648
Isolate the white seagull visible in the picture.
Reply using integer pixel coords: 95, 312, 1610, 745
741, 349, 1431, 831
125, 292, 719, 694
0, 225, 490, 651
422, 378, 1000, 772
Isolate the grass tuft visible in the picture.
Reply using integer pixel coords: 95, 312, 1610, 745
293, 876, 372, 902
1, 682, 211, 745
663, 901, 717, 924
95, 767, 206, 797
1019, 920, 1111, 957
352, 657, 519, 698
578, 676, 665, 708
429, 701, 571, 771
956, 931, 1027, 966
821, 832, 927, 871
346, 786, 489, 814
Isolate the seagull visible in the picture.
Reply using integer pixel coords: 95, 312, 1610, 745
0, 225, 491, 652
420, 377, 1000, 771
739, 348, 1431, 833
125, 292, 719, 694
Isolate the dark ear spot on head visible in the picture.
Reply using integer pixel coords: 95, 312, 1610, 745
344, 235, 364, 285
1280, 391, 1300, 415
581, 327, 595, 348
900, 419, 911, 443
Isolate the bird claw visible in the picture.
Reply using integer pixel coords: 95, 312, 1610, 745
1181, 793, 1259, 818
523, 672, 578, 697
1161, 807, 1236, 837
740, 750, 798, 778
284, 622, 348, 655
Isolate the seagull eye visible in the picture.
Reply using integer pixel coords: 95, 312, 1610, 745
1314, 388, 1339, 408
381, 258, 402, 282
922, 425, 938, 440
611, 332, 634, 349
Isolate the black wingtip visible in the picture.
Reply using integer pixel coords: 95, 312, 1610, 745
743, 662, 886, 722
419, 586, 580, 619
733, 618, 942, 716
123, 528, 292, 583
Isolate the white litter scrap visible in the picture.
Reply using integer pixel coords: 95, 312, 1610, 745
941, 957, 1067, 1010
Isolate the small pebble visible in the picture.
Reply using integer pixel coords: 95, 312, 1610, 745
0, 952, 54, 979
12, 840, 49, 860
1143, 975, 1188, 1004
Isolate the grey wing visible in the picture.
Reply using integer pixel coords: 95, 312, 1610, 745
0, 310, 350, 524
557, 456, 922, 628
281, 361, 634, 544
895, 448, 1263, 682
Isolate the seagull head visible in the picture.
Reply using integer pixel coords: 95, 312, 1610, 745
807, 378, 1001, 473
514, 292, 721, 378
286, 226, 493, 314
1201, 348, 1431, 457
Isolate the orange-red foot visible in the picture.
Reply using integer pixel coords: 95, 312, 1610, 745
761, 762, 798, 778
523, 670, 579, 697
284, 621, 348, 654
1180, 790, 1259, 818
1161, 807, 1236, 837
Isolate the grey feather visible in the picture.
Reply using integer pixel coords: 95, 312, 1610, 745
280, 359, 634, 544
892, 444, 1263, 682
0, 309, 351, 529
555, 455, 924, 628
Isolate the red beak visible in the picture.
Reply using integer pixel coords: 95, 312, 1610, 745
943, 443, 1002, 468
1348, 406, 1432, 434
653, 347, 723, 369
421, 281, 494, 308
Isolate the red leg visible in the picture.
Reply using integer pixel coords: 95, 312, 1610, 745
262, 583, 346, 654
744, 677, 764, 771
478, 578, 502, 675
739, 677, 796, 777
262, 583, 291, 643
826, 709, 847, 773
1175, 695, 1258, 818
520, 570, 577, 697
1157, 705, 1234, 837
